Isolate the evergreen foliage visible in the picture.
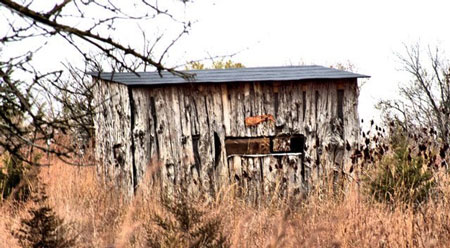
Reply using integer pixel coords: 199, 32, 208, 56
0, 153, 24, 199
0, 152, 42, 202
146, 193, 229, 248
365, 129, 436, 207
12, 190, 77, 248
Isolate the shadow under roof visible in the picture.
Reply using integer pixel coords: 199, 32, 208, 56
88, 65, 370, 86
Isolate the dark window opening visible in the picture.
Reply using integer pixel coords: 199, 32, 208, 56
337, 89, 344, 122
290, 135, 305, 153
225, 135, 305, 155
225, 137, 270, 155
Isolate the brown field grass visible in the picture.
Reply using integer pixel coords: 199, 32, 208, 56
1, 158, 449, 247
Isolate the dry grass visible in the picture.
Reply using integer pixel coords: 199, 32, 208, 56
1, 158, 449, 247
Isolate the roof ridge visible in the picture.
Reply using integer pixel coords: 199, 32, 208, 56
89, 65, 370, 86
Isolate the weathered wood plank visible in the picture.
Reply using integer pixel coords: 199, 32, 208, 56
152, 87, 176, 196
193, 86, 214, 194
243, 83, 252, 136
93, 80, 134, 197
262, 157, 272, 198
236, 84, 247, 137
130, 88, 152, 188
262, 83, 275, 136
221, 84, 231, 136
211, 85, 228, 192
227, 84, 237, 137
343, 79, 360, 173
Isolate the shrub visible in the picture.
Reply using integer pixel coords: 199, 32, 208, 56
0, 151, 43, 201
365, 131, 435, 207
145, 192, 229, 248
12, 189, 77, 248
0, 153, 23, 199
0, 153, 38, 201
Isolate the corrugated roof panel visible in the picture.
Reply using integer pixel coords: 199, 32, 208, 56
88, 65, 370, 86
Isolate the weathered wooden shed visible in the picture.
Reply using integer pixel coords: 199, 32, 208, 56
90, 65, 369, 198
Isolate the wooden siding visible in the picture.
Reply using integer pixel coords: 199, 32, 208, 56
93, 79, 360, 198
93, 80, 134, 196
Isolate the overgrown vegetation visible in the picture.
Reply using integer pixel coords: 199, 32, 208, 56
0, 154, 25, 200
378, 44, 450, 144
365, 128, 435, 207
12, 188, 77, 248
1, 156, 449, 248
0, 152, 41, 202
146, 192, 228, 248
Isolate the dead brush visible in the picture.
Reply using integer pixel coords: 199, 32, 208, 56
144, 185, 229, 248
12, 185, 77, 248
39, 160, 128, 248
2, 123, 450, 248
348, 120, 446, 208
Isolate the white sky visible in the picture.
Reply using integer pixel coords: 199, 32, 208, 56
2, 0, 450, 122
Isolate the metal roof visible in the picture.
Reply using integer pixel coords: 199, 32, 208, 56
88, 65, 370, 86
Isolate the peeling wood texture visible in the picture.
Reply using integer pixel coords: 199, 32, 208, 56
93, 80, 134, 196
93, 79, 360, 199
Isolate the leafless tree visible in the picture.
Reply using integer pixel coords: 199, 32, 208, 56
378, 43, 450, 144
0, 0, 193, 165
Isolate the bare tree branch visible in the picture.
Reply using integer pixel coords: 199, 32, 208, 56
379, 43, 450, 143
0, 0, 195, 167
